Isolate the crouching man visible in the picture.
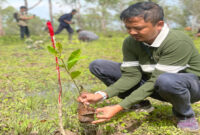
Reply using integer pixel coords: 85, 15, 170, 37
78, 2, 200, 132
77, 29, 99, 42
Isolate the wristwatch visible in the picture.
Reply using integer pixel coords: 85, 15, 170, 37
95, 91, 107, 101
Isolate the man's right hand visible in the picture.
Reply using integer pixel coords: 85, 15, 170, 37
30, 16, 35, 19
77, 92, 103, 105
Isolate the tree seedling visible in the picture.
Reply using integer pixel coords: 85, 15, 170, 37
47, 21, 95, 135
48, 42, 96, 133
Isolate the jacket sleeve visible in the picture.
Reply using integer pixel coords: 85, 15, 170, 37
103, 37, 142, 98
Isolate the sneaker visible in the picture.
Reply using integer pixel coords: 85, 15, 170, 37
177, 117, 199, 132
127, 100, 154, 113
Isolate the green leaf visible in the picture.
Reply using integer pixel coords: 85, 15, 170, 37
67, 56, 87, 70
67, 49, 81, 70
47, 46, 58, 55
68, 56, 87, 64
68, 49, 81, 62
60, 55, 65, 59
67, 59, 78, 71
59, 64, 65, 68
70, 71, 81, 79
56, 42, 63, 53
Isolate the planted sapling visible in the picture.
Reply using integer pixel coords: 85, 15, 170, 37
47, 21, 95, 135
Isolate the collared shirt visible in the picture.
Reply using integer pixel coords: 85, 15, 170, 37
143, 23, 169, 47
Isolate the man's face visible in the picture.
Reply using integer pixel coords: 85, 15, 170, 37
124, 17, 164, 44
72, 11, 77, 15
20, 8, 26, 12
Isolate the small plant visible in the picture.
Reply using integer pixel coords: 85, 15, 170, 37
47, 44, 83, 91
47, 21, 86, 135
47, 42, 85, 134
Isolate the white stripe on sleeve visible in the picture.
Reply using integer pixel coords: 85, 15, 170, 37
140, 65, 156, 73
156, 64, 190, 73
121, 61, 139, 67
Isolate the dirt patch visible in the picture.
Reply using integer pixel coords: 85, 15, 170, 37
12, 53, 28, 57
26, 62, 38, 67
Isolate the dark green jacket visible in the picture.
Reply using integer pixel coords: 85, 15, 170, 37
104, 29, 200, 109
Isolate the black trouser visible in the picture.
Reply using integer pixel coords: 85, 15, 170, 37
55, 24, 74, 41
20, 26, 30, 39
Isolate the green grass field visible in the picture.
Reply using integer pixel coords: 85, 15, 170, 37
0, 32, 200, 135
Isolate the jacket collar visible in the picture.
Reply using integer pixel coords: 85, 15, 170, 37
143, 23, 169, 48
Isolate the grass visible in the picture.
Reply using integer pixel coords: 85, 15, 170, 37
0, 32, 200, 135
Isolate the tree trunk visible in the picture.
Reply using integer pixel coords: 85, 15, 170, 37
0, 14, 4, 36
48, 0, 54, 27
24, 0, 28, 8
75, 0, 83, 28
101, 17, 106, 32
28, 0, 42, 11
101, 7, 106, 34
24, 0, 28, 14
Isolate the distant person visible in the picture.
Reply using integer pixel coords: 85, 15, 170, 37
196, 28, 200, 37
55, 9, 77, 42
18, 6, 35, 40
184, 26, 192, 31
76, 29, 99, 42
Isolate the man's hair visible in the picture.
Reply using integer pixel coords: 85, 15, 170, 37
120, 2, 164, 25
72, 9, 77, 13
20, 6, 27, 9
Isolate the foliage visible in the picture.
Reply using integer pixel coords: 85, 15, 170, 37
1, 6, 19, 35
178, 0, 200, 30
56, 0, 182, 32
28, 16, 47, 35
1, 0, 197, 34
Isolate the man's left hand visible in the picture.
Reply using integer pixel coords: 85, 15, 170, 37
92, 105, 123, 124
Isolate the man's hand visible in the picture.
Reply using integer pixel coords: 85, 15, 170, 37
92, 105, 123, 124
31, 15, 35, 19
77, 92, 103, 105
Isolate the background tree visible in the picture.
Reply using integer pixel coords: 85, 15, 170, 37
24, 0, 42, 13
48, 0, 54, 26
1, 6, 18, 35
24, 0, 28, 10
0, 11, 4, 36
1, 0, 197, 36
62, 0, 83, 28
80, 8, 102, 31
0, 0, 7, 36
178, 0, 200, 31
28, 16, 46, 35
84, 0, 121, 33
28, 0, 185, 34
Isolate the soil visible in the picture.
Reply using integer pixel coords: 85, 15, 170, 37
77, 102, 95, 123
